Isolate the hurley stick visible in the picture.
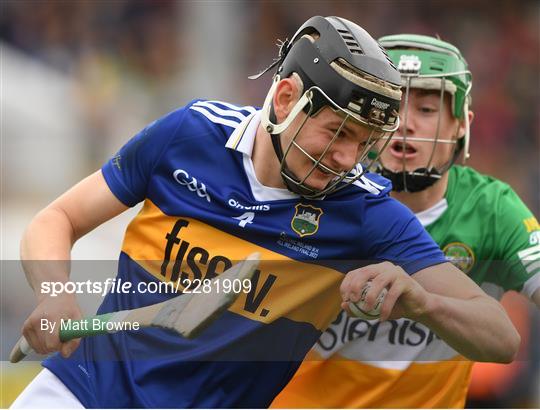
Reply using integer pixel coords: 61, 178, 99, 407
10, 253, 260, 363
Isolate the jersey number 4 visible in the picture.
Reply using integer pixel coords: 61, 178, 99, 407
233, 212, 255, 228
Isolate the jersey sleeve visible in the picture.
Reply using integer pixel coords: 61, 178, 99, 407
366, 197, 447, 275
493, 187, 540, 297
101, 107, 187, 206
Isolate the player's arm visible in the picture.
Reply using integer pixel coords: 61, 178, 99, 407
410, 262, 520, 363
401, 190, 538, 362
341, 261, 519, 363
343, 195, 521, 363
20, 170, 128, 358
20, 107, 184, 358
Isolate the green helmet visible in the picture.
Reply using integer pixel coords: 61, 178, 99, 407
379, 34, 471, 119
376, 34, 473, 192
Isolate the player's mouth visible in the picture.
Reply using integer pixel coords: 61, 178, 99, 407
313, 159, 343, 178
389, 140, 418, 159
305, 162, 340, 189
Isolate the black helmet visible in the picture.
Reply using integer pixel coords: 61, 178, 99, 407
255, 16, 402, 198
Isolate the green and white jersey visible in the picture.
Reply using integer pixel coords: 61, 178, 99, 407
273, 166, 540, 408
281, 166, 540, 409
419, 165, 540, 299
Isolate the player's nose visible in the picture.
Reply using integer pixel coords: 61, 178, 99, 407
329, 139, 360, 171
398, 108, 417, 137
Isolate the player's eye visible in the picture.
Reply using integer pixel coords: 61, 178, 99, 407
419, 106, 437, 114
330, 129, 346, 138
359, 140, 367, 146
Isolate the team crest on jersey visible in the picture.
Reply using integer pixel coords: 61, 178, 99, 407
442, 242, 475, 273
291, 204, 323, 237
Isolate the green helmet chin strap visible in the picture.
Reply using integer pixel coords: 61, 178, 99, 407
377, 34, 473, 192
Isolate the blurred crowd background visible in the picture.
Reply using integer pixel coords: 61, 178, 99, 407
1, 0, 538, 408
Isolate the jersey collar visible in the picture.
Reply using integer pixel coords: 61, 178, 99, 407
415, 198, 448, 227
226, 110, 298, 201
225, 111, 261, 156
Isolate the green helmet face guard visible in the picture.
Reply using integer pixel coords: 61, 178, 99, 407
377, 34, 473, 192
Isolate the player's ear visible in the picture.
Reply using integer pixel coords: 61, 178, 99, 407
273, 77, 301, 123
457, 110, 474, 137
467, 110, 474, 127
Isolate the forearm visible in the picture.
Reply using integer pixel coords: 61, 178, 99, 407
20, 207, 76, 301
416, 292, 520, 363
18, 171, 128, 358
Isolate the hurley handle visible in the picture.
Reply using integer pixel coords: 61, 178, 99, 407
9, 312, 116, 363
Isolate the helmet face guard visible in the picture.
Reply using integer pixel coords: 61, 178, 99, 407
377, 34, 472, 192
262, 81, 395, 198
253, 16, 402, 199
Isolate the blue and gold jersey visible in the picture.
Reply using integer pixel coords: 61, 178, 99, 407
43, 100, 445, 408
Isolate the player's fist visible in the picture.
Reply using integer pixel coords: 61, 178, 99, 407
340, 261, 430, 321
348, 280, 388, 319
22, 293, 83, 358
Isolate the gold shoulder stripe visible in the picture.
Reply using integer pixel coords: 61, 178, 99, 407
523, 217, 540, 233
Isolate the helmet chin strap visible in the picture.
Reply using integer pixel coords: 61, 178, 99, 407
380, 137, 464, 193
261, 79, 331, 198
379, 167, 441, 192
268, 101, 328, 198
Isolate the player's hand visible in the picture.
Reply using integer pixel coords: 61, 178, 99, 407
340, 261, 430, 321
22, 293, 83, 358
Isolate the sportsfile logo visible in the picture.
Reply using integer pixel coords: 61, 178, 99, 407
173, 169, 211, 203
